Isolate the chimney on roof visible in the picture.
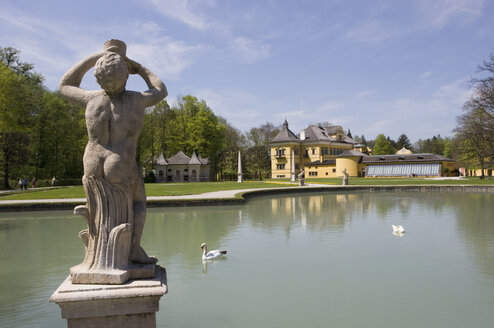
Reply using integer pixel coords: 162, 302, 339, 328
300, 130, 305, 141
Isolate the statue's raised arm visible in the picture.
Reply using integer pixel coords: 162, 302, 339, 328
125, 56, 167, 108
59, 50, 106, 106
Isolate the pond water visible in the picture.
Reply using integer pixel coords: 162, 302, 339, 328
0, 191, 493, 328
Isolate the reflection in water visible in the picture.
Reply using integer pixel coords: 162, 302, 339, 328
452, 193, 494, 277
0, 192, 494, 328
201, 257, 228, 274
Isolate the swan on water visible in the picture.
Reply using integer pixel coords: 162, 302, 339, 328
201, 243, 227, 260
392, 225, 405, 234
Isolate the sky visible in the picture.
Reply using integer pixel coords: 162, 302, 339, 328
1, 0, 493, 142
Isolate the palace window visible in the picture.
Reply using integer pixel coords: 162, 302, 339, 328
308, 171, 318, 176
322, 147, 328, 155
312, 148, 316, 155
276, 164, 286, 170
276, 148, 285, 157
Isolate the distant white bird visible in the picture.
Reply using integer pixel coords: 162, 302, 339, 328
201, 243, 227, 260
392, 225, 405, 234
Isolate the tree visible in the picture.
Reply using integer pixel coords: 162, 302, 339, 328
0, 47, 43, 85
396, 134, 412, 150
216, 118, 247, 180
244, 121, 280, 179
453, 105, 494, 179
137, 95, 227, 178
452, 52, 494, 178
30, 91, 86, 179
0, 59, 42, 188
373, 134, 396, 155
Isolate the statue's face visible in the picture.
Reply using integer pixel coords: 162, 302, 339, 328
94, 53, 129, 93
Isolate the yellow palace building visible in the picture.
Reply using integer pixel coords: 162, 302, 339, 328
270, 120, 456, 178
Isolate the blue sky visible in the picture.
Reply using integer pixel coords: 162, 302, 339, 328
1, 0, 493, 142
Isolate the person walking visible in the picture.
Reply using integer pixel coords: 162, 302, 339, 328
51, 176, 56, 186
18, 178, 23, 191
31, 177, 37, 188
22, 178, 28, 190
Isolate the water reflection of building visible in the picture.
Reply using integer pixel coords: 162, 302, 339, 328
267, 193, 377, 234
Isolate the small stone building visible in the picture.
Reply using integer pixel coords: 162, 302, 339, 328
154, 151, 210, 182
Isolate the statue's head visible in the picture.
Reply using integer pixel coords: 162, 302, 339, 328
94, 52, 129, 94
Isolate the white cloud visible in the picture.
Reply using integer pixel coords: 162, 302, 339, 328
344, 20, 401, 44
149, 0, 212, 30
416, 0, 485, 29
316, 101, 342, 113
230, 37, 271, 63
128, 40, 204, 81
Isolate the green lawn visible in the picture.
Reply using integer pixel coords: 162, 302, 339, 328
303, 177, 494, 185
0, 181, 297, 200
0, 177, 492, 201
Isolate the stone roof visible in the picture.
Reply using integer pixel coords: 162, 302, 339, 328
300, 125, 356, 144
305, 159, 336, 166
154, 151, 210, 166
337, 150, 368, 157
155, 153, 168, 165
362, 153, 454, 164
271, 120, 300, 143
166, 151, 191, 165
197, 153, 209, 165
189, 152, 202, 165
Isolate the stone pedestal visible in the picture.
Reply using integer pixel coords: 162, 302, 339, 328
50, 266, 167, 328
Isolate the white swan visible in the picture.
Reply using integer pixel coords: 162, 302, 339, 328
201, 243, 227, 260
392, 225, 405, 234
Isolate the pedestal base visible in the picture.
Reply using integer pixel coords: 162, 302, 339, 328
50, 266, 167, 328
70, 262, 156, 284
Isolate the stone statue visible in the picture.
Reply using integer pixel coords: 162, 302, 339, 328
298, 170, 305, 186
60, 40, 167, 284
342, 168, 349, 185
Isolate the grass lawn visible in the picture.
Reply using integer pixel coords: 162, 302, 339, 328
293, 176, 494, 185
0, 181, 298, 200
1, 177, 492, 201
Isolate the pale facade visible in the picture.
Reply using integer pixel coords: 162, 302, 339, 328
270, 121, 356, 178
154, 151, 210, 182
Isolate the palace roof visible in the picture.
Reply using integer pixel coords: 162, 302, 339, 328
271, 119, 300, 143
362, 153, 454, 164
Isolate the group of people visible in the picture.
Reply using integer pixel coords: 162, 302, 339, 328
17, 176, 56, 190
17, 177, 34, 191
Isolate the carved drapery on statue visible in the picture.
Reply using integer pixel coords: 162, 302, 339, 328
70, 175, 155, 284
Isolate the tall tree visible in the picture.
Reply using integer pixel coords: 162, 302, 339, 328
138, 96, 227, 178
453, 52, 494, 178
0, 57, 42, 188
396, 134, 412, 150
245, 121, 280, 179
373, 134, 396, 155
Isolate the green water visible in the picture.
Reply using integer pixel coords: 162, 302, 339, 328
0, 191, 493, 327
